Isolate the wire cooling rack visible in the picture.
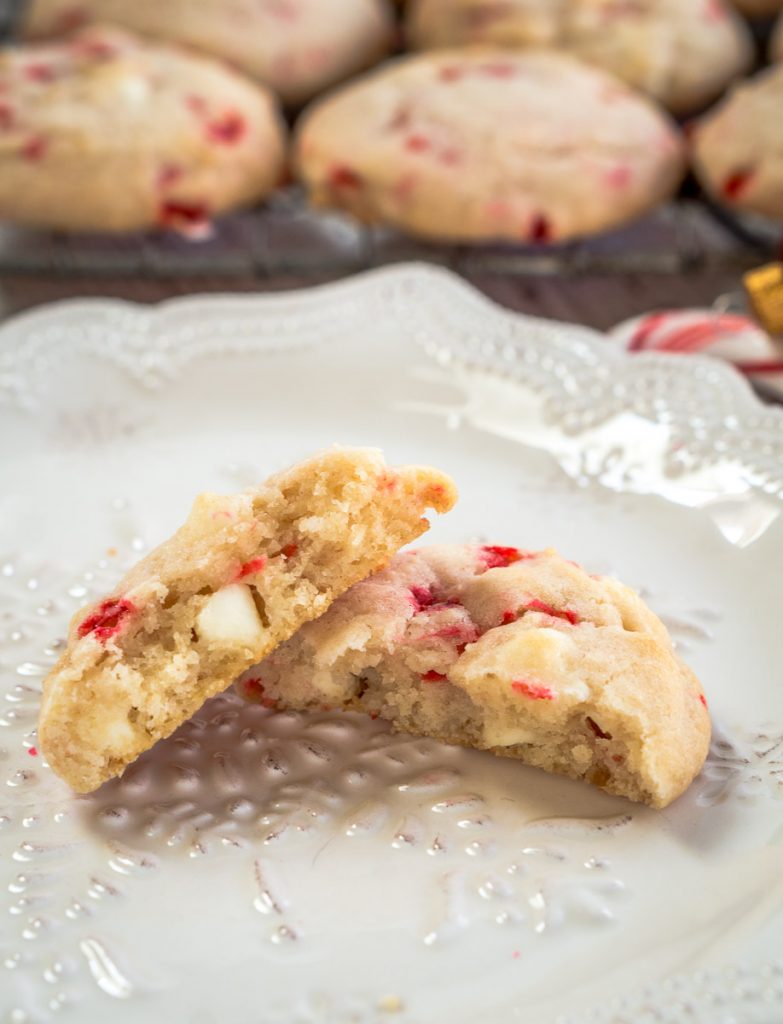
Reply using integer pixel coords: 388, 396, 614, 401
1, 0, 780, 280
0, 191, 779, 280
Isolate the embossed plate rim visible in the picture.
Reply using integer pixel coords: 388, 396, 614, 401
0, 263, 781, 1024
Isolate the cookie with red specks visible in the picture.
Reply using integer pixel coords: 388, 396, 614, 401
22, 0, 395, 107
0, 26, 285, 233
294, 50, 686, 245
407, 0, 753, 115
691, 64, 783, 222
246, 545, 710, 808
38, 448, 457, 792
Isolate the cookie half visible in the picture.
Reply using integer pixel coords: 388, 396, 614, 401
39, 449, 457, 792
0, 26, 286, 232
248, 545, 710, 808
295, 49, 685, 244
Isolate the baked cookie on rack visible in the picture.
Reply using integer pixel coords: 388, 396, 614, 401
691, 63, 783, 222
0, 26, 286, 233
295, 49, 686, 245
22, 0, 395, 106
407, 0, 753, 115
246, 545, 710, 808
38, 449, 457, 792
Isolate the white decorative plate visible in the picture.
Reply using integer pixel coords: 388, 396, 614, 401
1, 264, 782, 1024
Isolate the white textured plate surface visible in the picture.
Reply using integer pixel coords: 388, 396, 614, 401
1, 264, 782, 1024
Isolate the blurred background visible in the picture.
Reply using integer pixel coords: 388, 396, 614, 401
0, 0, 781, 389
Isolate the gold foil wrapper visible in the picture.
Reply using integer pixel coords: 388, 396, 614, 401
744, 263, 783, 337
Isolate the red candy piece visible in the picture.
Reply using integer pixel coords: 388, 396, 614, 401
244, 677, 265, 697
73, 37, 118, 59
529, 213, 552, 244
157, 163, 184, 188
281, 543, 298, 559
480, 546, 528, 569
480, 61, 515, 78
206, 111, 246, 145
24, 63, 55, 83
410, 585, 436, 611
721, 168, 755, 201
78, 598, 136, 643
244, 677, 277, 709
21, 136, 48, 161
439, 147, 462, 166
511, 680, 554, 700
185, 94, 207, 115
605, 164, 632, 189
157, 200, 209, 230
329, 165, 362, 190
421, 670, 448, 682
704, 0, 726, 19
268, 0, 299, 20
432, 624, 475, 641
698, 693, 708, 709
438, 65, 464, 83
28, 746, 38, 757
405, 134, 430, 153
586, 716, 612, 740
501, 610, 517, 625
525, 599, 580, 625
236, 556, 267, 580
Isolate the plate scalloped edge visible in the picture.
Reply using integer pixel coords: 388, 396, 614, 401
0, 262, 781, 508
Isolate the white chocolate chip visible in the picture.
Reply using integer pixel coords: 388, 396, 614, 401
377, 995, 404, 1013
119, 74, 151, 105
572, 744, 593, 765
197, 584, 265, 648
102, 714, 136, 752
483, 721, 537, 748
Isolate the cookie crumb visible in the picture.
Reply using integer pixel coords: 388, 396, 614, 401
377, 995, 404, 1013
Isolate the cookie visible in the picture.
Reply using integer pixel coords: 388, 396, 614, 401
38, 449, 457, 792
295, 49, 686, 245
691, 64, 783, 222
0, 26, 286, 233
22, 0, 395, 106
247, 545, 710, 808
406, 0, 753, 114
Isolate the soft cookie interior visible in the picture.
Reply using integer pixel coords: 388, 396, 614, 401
249, 545, 710, 808
39, 449, 456, 792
